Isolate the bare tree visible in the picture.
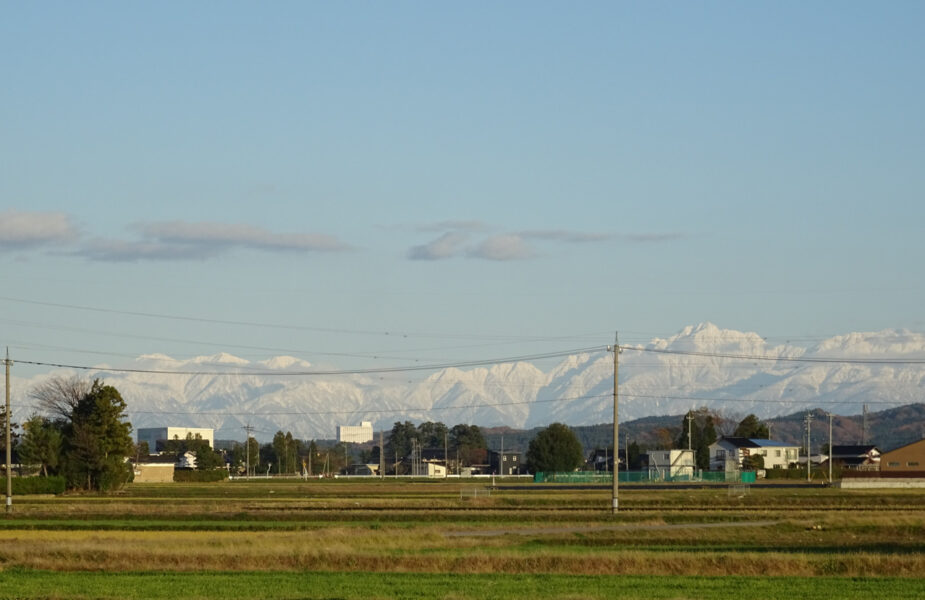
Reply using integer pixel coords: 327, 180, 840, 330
28, 375, 92, 421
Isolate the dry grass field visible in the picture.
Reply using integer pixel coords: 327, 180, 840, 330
0, 479, 923, 598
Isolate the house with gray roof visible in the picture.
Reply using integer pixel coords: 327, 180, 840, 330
709, 437, 800, 471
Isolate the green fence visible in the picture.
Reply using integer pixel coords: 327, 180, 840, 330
533, 470, 756, 484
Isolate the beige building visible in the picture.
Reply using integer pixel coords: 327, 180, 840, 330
133, 463, 175, 483
337, 421, 374, 444
137, 427, 214, 451
880, 439, 925, 472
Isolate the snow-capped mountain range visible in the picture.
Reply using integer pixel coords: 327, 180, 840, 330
11, 323, 925, 442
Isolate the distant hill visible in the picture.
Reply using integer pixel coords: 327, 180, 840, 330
484, 403, 925, 455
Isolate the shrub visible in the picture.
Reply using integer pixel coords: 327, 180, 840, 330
1, 476, 67, 495
174, 469, 229, 483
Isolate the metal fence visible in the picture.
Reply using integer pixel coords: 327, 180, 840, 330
533, 470, 756, 484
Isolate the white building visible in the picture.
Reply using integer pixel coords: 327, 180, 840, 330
337, 421, 374, 444
643, 449, 695, 479
709, 437, 800, 471
137, 427, 214, 452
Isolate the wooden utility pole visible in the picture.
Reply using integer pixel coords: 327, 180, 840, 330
828, 412, 834, 483
5, 349, 11, 513
611, 332, 620, 514
380, 430, 385, 479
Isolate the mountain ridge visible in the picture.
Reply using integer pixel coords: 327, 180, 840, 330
10, 322, 925, 442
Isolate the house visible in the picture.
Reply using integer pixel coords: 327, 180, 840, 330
177, 451, 197, 470
488, 450, 521, 475
880, 438, 925, 473
642, 449, 695, 479
587, 448, 626, 472
709, 437, 800, 471
336, 422, 374, 444
137, 427, 214, 452
829, 445, 881, 471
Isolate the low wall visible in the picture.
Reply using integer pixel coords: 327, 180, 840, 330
838, 477, 925, 489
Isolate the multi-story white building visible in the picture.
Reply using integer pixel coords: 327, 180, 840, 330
137, 427, 214, 452
709, 437, 800, 471
337, 421, 374, 444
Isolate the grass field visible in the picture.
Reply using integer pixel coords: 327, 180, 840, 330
1, 479, 923, 598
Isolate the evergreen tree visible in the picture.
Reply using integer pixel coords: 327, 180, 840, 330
734, 414, 770, 439
61, 380, 133, 491
526, 423, 584, 473
17, 415, 61, 477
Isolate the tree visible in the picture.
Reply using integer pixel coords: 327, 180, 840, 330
627, 440, 642, 470
61, 380, 134, 491
387, 421, 418, 471
734, 414, 769, 439
272, 431, 288, 474
417, 421, 448, 449
194, 444, 224, 471
526, 423, 585, 473
29, 375, 92, 422
449, 424, 487, 467
17, 415, 62, 477
0, 405, 18, 472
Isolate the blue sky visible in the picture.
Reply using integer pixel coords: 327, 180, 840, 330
2, 2, 924, 378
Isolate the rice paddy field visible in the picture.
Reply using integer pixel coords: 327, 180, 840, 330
1, 479, 924, 599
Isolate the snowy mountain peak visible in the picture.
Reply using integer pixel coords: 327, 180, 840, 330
11, 325, 925, 442
188, 353, 250, 366
259, 356, 312, 370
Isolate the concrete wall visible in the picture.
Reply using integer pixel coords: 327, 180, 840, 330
838, 478, 925, 489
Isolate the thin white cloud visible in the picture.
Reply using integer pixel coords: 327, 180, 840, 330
78, 239, 220, 262
0, 210, 80, 249
407, 232, 469, 261
519, 230, 614, 243
621, 232, 685, 243
415, 220, 490, 233
468, 234, 535, 261
76, 220, 353, 262
139, 221, 350, 252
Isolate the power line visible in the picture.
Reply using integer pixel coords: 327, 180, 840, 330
623, 346, 925, 365
12, 346, 609, 377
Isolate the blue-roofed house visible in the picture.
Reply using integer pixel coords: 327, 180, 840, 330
709, 437, 800, 470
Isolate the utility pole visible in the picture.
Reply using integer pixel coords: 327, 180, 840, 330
611, 332, 620, 514
827, 412, 834, 483
862, 404, 869, 445
500, 434, 504, 476
242, 424, 254, 480
444, 431, 448, 478
5, 349, 11, 513
687, 412, 693, 451
380, 430, 385, 479
805, 412, 813, 482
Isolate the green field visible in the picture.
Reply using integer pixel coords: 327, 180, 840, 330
1, 480, 923, 598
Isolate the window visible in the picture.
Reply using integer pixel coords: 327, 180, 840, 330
775, 450, 781, 458
908, 462, 920, 467
888, 462, 900, 467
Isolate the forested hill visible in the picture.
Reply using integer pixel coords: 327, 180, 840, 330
482, 403, 925, 454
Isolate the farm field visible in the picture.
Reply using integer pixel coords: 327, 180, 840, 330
1, 479, 924, 599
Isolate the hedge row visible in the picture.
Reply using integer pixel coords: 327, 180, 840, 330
173, 469, 229, 483
0, 476, 67, 495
